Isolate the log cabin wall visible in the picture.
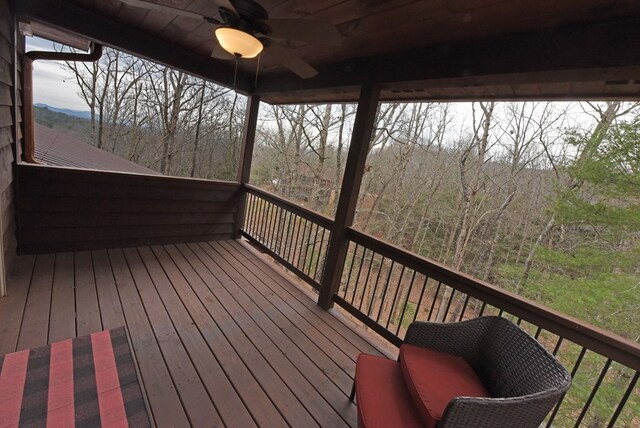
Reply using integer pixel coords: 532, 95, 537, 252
0, 0, 18, 283
16, 164, 240, 253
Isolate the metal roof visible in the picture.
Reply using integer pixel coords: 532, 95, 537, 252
34, 123, 160, 175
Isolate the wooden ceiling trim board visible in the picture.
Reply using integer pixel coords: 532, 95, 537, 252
604, 81, 640, 96
319, 0, 640, 66
337, 2, 460, 40
571, 81, 606, 97
258, 0, 323, 18
85, 0, 122, 17
193, 38, 217, 58
279, 1, 447, 65
265, 0, 640, 73
15, 0, 640, 103
137, 0, 195, 34
152, 0, 218, 39
165, 16, 202, 48
605, 83, 640, 97
116, 2, 150, 28
264, 0, 382, 21
264, 74, 640, 103
178, 21, 213, 49
256, 17, 640, 99
15, 0, 254, 93
120, 0, 205, 43
139, 9, 178, 34
512, 83, 539, 97
261, 0, 640, 68
542, 82, 572, 97
159, 15, 201, 41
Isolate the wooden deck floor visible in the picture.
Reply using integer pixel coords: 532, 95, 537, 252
0, 239, 386, 427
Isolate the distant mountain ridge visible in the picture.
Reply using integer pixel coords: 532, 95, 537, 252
34, 104, 93, 141
34, 103, 93, 120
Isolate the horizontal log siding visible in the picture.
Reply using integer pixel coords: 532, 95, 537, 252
0, 1, 17, 282
16, 164, 240, 253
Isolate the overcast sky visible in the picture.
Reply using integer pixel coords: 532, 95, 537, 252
27, 36, 88, 111
26, 35, 597, 137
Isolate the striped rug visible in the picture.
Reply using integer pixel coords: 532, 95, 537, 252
0, 327, 150, 427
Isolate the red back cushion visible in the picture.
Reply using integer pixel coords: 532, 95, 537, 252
399, 344, 490, 428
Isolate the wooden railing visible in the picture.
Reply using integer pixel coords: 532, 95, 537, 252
240, 187, 640, 427
241, 185, 332, 290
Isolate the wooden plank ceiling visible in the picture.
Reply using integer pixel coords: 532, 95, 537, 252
13, 0, 640, 103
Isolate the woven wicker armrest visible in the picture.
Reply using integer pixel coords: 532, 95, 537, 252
439, 391, 567, 428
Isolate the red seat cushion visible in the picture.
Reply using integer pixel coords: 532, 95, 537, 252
355, 353, 423, 428
400, 344, 490, 428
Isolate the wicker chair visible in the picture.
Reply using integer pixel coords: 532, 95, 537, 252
401, 316, 572, 428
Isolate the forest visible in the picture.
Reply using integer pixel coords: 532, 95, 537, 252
38, 44, 640, 341
37, 44, 638, 344
253, 101, 639, 339
36, 45, 639, 426
250, 100, 640, 427
45, 46, 247, 180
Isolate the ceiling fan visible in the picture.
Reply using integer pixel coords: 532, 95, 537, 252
119, 0, 342, 79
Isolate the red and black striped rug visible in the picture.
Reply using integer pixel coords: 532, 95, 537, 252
0, 327, 150, 427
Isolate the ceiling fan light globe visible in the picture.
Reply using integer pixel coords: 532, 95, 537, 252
214, 27, 263, 58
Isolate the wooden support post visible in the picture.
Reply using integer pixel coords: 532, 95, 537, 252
233, 95, 261, 238
318, 84, 380, 309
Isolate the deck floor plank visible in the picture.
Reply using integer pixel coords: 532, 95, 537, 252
231, 239, 385, 357
139, 246, 257, 428
162, 244, 290, 428
122, 247, 224, 428
17, 254, 55, 350
179, 242, 321, 428
0, 239, 390, 427
204, 241, 358, 425
74, 251, 102, 336
0, 255, 36, 355
217, 240, 357, 385
108, 248, 191, 428
92, 249, 126, 330
48, 252, 75, 343
195, 241, 352, 427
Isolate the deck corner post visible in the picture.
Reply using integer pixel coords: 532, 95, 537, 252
233, 95, 261, 239
317, 84, 380, 310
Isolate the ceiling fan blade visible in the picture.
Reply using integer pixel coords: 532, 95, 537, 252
211, 42, 236, 60
264, 18, 341, 46
213, 0, 238, 15
267, 42, 318, 79
119, 0, 214, 22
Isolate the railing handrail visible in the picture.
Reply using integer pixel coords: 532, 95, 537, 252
244, 184, 335, 230
346, 227, 640, 371
20, 162, 241, 188
240, 187, 640, 371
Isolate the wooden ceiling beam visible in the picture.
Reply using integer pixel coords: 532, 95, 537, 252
256, 17, 640, 102
13, 0, 255, 93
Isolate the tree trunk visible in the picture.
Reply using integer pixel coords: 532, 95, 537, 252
518, 216, 555, 291
191, 81, 206, 177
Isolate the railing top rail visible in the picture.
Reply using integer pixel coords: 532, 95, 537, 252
19, 162, 241, 188
347, 227, 640, 371
244, 184, 335, 230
